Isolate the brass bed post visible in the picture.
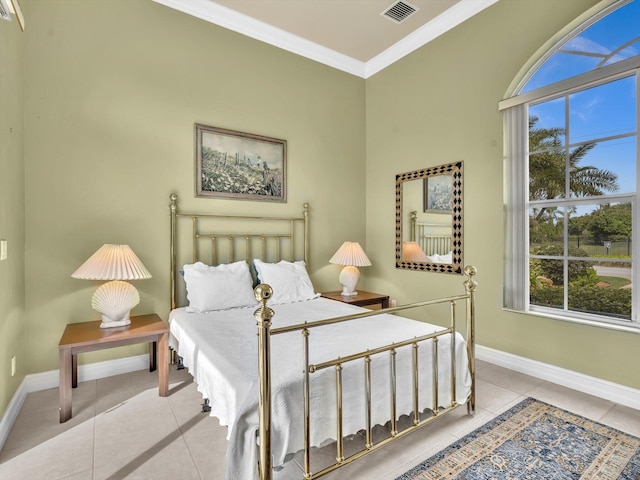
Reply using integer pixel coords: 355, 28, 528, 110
254, 284, 275, 480
170, 194, 178, 311
303, 203, 310, 265
450, 301, 457, 408
412, 343, 419, 426
410, 211, 417, 242
464, 266, 477, 414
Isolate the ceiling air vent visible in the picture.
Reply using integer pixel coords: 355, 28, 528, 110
381, 1, 419, 24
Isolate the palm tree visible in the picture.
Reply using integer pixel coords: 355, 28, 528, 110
528, 116, 619, 222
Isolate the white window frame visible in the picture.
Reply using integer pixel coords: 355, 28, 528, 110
502, 58, 640, 333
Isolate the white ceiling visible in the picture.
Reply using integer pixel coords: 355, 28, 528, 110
153, 0, 499, 78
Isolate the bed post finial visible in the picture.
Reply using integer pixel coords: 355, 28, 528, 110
254, 283, 275, 480
463, 265, 477, 415
464, 265, 477, 291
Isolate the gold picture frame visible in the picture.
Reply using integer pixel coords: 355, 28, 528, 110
195, 124, 286, 202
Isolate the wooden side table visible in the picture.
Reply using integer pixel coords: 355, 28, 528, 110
58, 313, 169, 423
321, 290, 390, 310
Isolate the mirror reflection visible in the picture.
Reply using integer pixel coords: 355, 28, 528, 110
396, 161, 463, 273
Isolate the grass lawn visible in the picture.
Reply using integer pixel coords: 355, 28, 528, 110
598, 276, 631, 288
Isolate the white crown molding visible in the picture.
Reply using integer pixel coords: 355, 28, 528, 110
365, 0, 500, 77
152, 0, 366, 77
153, 0, 499, 79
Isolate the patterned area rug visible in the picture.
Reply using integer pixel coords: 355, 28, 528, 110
396, 398, 640, 479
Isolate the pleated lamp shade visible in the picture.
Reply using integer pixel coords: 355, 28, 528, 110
329, 242, 371, 297
72, 244, 152, 280
401, 241, 430, 262
328, 242, 372, 267
72, 245, 151, 329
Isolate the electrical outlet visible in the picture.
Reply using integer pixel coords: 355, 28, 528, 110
11, 356, 16, 376
0, 239, 7, 261
390, 299, 397, 307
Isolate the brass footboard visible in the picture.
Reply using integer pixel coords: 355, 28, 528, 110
255, 266, 477, 480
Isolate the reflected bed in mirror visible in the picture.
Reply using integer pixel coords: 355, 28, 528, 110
396, 161, 463, 273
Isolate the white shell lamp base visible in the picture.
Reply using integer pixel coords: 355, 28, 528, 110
339, 265, 360, 297
99, 315, 131, 329
91, 280, 140, 329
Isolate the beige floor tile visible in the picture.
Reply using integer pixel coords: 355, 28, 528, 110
177, 412, 228, 480
598, 403, 640, 437
527, 381, 616, 421
93, 390, 180, 469
92, 433, 200, 480
477, 363, 545, 395
96, 369, 161, 398
475, 378, 524, 414
21, 381, 97, 414
1, 400, 95, 455
0, 417, 94, 480
58, 470, 94, 480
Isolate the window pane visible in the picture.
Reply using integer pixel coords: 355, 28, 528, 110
521, 1, 640, 93
529, 99, 566, 150
568, 260, 632, 320
571, 137, 636, 197
569, 77, 636, 144
568, 202, 633, 260
529, 257, 564, 310
529, 150, 566, 201
529, 207, 564, 254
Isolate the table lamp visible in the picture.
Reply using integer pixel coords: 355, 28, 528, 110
329, 241, 371, 296
402, 241, 430, 262
71, 244, 152, 328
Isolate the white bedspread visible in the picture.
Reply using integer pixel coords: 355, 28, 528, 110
169, 297, 471, 480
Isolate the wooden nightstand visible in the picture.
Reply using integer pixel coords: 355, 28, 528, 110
58, 313, 169, 423
321, 290, 390, 310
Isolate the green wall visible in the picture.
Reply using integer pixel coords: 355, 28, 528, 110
365, 0, 640, 389
0, 8, 26, 418
22, 0, 366, 375
2, 0, 639, 423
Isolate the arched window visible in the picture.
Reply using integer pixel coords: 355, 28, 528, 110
501, 0, 640, 330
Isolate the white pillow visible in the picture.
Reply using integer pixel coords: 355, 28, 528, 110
253, 259, 319, 304
183, 261, 257, 312
427, 251, 453, 264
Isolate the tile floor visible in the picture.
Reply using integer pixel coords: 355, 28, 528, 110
1, 360, 639, 480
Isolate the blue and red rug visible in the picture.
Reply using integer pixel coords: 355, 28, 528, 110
397, 397, 640, 479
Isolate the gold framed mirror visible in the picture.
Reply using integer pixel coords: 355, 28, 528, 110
395, 161, 463, 273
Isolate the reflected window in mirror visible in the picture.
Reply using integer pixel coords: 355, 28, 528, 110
396, 161, 463, 273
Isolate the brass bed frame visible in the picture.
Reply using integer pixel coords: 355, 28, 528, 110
169, 194, 477, 480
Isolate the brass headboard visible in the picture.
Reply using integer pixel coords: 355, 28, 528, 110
169, 193, 310, 310
410, 210, 453, 256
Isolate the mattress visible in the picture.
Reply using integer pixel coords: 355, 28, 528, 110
169, 297, 471, 480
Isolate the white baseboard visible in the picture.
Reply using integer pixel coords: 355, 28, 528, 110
476, 344, 640, 411
0, 379, 28, 451
0, 354, 149, 451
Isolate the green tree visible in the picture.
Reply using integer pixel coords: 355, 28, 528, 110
583, 203, 632, 238
528, 116, 619, 222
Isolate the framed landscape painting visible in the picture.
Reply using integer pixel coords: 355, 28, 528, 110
424, 173, 453, 214
195, 124, 286, 202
